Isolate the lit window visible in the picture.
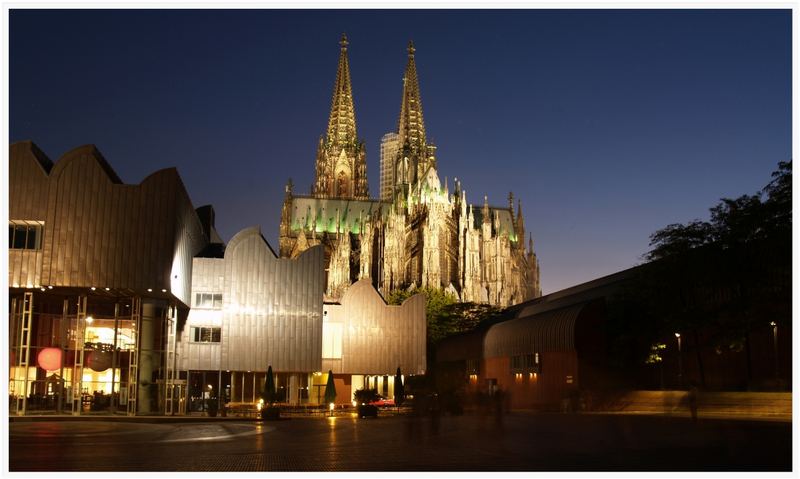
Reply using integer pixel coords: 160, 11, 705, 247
465, 359, 480, 375
322, 322, 343, 359
511, 353, 541, 374
192, 327, 221, 343
9, 222, 42, 250
194, 293, 223, 309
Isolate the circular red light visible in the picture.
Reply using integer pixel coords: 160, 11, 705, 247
37, 348, 62, 371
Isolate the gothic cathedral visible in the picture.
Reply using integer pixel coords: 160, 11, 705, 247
279, 35, 541, 307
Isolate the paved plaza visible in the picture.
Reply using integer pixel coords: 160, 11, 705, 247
8, 412, 791, 471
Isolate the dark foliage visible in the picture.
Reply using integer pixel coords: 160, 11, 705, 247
353, 388, 382, 404
262, 365, 277, 405
607, 161, 791, 386
387, 286, 505, 345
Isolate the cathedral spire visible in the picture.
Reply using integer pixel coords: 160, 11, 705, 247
516, 199, 525, 244
397, 40, 427, 152
314, 34, 368, 199
326, 33, 357, 145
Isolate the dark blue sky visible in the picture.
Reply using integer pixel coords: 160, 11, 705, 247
9, 10, 791, 294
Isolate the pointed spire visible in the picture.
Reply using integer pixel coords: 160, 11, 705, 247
528, 233, 534, 253
397, 40, 426, 151
326, 33, 357, 145
516, 199, 526, 244
508, 191, 514, 212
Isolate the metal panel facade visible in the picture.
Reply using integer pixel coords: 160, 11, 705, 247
322, 279, 426, 375
483, 303, 584, 358
180, 228, 325, 373
224, 230, 324, 372
8, 142, 206, 306
178, 258, 225, 371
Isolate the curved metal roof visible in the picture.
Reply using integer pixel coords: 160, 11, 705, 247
483, 303, 587, 358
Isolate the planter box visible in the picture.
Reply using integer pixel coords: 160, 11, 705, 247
261, 406, 281, 421
357, 404, 378, 418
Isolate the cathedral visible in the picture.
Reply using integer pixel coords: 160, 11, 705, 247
279, 35, 541, 307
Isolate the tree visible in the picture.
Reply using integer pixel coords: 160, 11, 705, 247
262, 365, 277, 405
616, 161, 793, 388
386, 286, 507, 346
386, 286, 458, 344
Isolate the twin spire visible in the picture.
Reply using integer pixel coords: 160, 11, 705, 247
397, 41, 427, 152
326, 33, 357, 145
325, 35, 427, 151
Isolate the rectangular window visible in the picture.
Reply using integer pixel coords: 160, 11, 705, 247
511, 353, 540, 373
465, 359, 479, 375
524, 353, 534, 368
9, 222, 42, 250
13, 225, 27, 249
191, 327, 221, 343
194, 293, 223, 309
322, 322, 343, 359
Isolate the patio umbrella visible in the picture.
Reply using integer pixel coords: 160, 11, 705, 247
394, 366, 405, 406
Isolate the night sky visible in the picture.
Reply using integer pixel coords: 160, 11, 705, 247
9, 9, 791, 295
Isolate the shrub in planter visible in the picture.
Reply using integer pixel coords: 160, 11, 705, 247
260, 365, 280, 421
357, 404, 378, 418
207, 398, 219, 417
354, 388, 381, 419
261, 406, 281, 421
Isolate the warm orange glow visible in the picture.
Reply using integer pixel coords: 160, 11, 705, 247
37, 348, 62, 371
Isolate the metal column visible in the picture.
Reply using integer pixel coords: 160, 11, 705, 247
15, 292, 34, 416
57, 298, 69, 414
164, 304, 177, 415
71, 295, 87, 416
127, 296, 141, 416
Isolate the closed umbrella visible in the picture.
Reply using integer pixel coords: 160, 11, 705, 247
324, 370, 337, 406
394, 367, 405, 406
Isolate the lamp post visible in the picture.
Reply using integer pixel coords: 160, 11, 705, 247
770, 321, 779, 386
675, 333, 683, 388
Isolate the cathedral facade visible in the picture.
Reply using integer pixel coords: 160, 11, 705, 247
279, 35, 541, 307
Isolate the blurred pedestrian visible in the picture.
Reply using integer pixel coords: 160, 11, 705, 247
493, 388, 505, 430
429, 393, 441, 435
688, 382, 698, 422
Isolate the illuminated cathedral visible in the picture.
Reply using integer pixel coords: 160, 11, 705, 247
279, 35, 541, 307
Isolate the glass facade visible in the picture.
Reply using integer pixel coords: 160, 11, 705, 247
8, 292, 173, 416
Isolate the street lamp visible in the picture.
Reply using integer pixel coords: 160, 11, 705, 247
675, 333, 682, 387
770, 321, 779, 386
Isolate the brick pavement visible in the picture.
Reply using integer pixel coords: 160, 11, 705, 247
8, 413, 792, 471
